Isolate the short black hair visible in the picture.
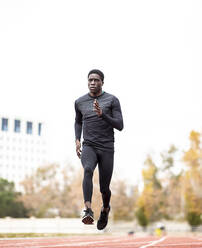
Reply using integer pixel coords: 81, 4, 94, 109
88, 69, 104, 82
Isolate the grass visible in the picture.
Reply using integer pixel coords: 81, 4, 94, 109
0, 233, 110, 238
0, 233, 69, 238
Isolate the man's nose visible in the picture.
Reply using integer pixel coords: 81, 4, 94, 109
90, 80, 95, 85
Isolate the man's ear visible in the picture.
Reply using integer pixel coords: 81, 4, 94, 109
102, 81, 104, 86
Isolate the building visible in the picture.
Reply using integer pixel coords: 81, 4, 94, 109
0, 116, 47, 191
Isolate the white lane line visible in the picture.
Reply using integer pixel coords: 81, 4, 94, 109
139, 237, 166, 248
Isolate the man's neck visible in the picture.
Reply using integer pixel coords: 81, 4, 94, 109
89, 91, 103, 97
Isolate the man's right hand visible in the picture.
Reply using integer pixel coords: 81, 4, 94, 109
76, 140, 82, 159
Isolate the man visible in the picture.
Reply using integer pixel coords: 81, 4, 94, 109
74, 69, 124, 230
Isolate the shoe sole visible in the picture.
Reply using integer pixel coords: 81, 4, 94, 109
82, 215, 94, 225
97, 207, 110, 230
97, 221, 108, 230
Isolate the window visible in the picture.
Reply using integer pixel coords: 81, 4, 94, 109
2, 118, 8, 131
14, 120, 21, 133
38, 123, 42, 136
26, 121, 33, 134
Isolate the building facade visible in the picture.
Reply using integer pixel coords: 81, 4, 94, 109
0, 116, 47, 191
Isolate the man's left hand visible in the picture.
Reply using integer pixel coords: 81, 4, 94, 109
93, 99, 102, 117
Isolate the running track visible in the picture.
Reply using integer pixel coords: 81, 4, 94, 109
1, 236, 202, 248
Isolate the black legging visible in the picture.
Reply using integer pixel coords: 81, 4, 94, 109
81, 145, 114, 208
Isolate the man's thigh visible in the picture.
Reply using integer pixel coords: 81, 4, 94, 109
81, 145, 98, 171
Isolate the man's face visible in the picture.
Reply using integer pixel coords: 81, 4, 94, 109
88, 73, 103, 95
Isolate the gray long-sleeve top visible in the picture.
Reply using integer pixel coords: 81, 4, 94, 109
74, 91, 124, 151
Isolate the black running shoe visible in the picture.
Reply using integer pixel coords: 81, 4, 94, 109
97, 206, 110, 230
82, 208, 94, 225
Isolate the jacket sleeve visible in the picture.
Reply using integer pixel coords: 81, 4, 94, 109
74, 101, 83, 141
101, 97, 124, 131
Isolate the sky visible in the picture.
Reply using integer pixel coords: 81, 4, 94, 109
0, 0, 202, 185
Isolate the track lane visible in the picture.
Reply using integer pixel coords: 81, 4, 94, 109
0, 236, 202, 248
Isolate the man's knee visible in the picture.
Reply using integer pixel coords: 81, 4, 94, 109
100, 187, 111, 195
84, 166, 94, 178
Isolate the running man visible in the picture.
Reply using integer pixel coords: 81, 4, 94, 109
74, 69, 124, 230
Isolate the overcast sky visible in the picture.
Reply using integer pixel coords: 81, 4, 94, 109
0, 0, 202, 184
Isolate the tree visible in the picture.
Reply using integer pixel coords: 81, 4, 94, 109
135, 207, 148, 230
186, 212, 201, 232
55, 167, 82, 217
0, 178, 28, 218
136, 155, 163, 225
182, 130, 202, 230
111, 179, 138, 221
160, 145, 183, 219
20, 164, 63, 217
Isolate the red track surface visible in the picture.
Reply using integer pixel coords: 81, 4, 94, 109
0, 236, 202, 248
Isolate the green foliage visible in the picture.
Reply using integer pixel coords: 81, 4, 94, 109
161, 145, 178, 173
186, 211, 201, 230
143, 155, 162, 189
135, 207, 148, 228
183, 130, 202, 228
0, 178, 28, 218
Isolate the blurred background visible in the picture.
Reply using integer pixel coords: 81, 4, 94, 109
0, 0, 202, 235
